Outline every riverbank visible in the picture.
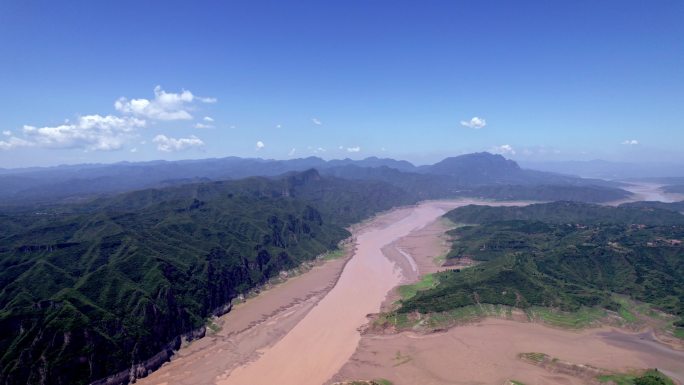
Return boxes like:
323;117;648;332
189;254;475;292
137;238;354;385
331;318;684;385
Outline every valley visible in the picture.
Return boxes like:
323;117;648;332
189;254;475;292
141;200;470;385
2;157;683;385
3;4;683;384
138;193;684;385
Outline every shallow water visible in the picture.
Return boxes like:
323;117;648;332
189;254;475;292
597;330;684;383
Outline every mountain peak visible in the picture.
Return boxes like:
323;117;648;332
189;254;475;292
285;168;322;185
428;152;520;177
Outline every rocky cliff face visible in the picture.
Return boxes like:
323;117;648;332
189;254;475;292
90;326;207;385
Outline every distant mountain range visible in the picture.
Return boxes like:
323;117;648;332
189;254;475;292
0;152;630;205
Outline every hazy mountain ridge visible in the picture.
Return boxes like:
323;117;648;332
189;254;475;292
0;153;628;205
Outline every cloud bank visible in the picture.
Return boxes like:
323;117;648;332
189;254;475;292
460;116;487;129
2;86;215;152
153;134;204;152
21;115;146;151
115;85;216;121
490;144;515;155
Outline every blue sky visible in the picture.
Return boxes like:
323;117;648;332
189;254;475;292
0;0;682;167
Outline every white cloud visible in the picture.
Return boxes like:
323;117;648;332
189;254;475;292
153;134;204;152
460;116;487;129
311;117;322;126
198;96;217;103
621;139;639;145
115;85;216;121
203;116;214;122
256;140;265;150
130;147;138;153
311;146;326;154
0;136;33;150
194;122;214;129
2;130;11;136
346;146;361;153
288;147;296;156
490;144;515;155
21;115;145;151
276;124;282;128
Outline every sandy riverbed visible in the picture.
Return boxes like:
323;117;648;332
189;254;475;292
331;319;684;385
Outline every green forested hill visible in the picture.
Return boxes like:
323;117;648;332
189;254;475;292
400;202;684;331
0;170;413;385
444;201;684;225
621;200;684;213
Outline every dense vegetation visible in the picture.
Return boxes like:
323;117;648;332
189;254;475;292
599;369;675;385
399;202;684;331
621;200;684;213
0;170;413;385
444;201;684;226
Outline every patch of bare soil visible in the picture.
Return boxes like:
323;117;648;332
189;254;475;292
330;319;684;385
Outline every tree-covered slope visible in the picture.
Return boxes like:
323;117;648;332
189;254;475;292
444;201;684;225
0;170;412;385
620;200;684;213
400;202;684;330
